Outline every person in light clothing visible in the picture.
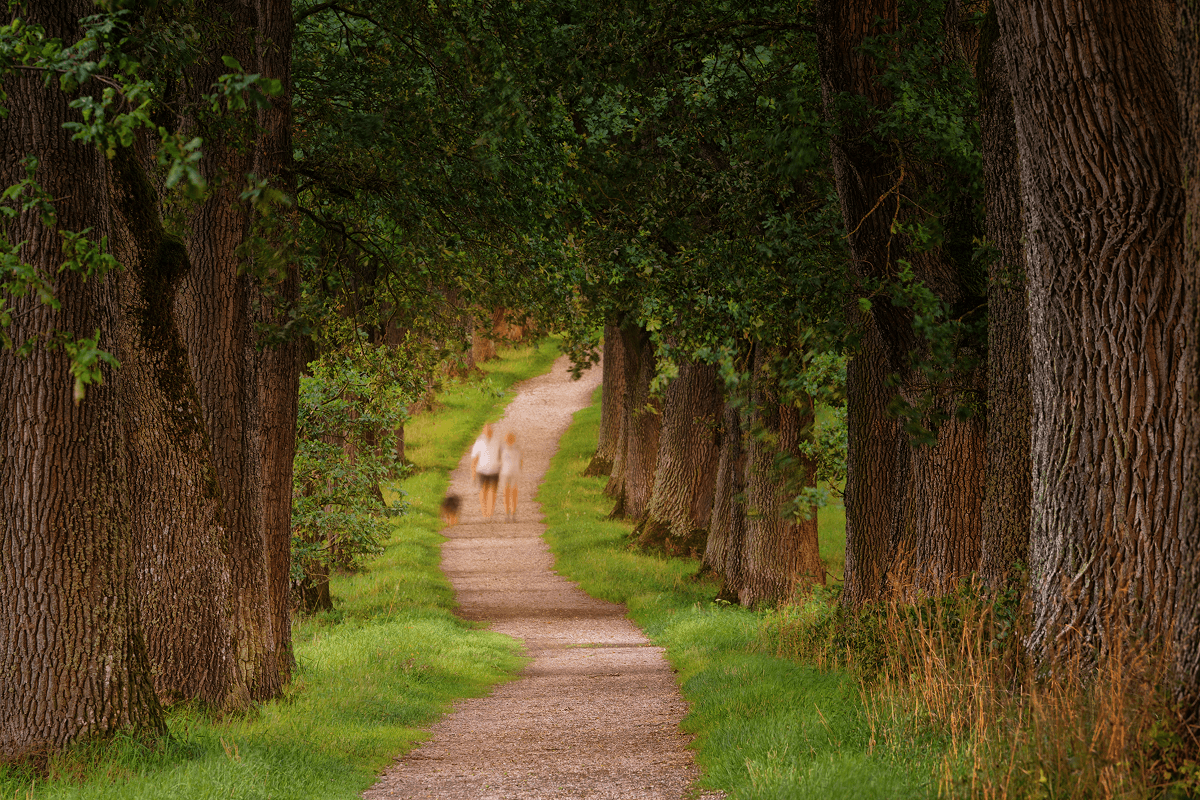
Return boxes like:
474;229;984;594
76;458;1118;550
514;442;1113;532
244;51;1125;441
470;423;502;517
499;432;523;522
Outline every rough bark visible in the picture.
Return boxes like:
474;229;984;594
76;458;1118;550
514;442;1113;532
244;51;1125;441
584;324;626;477
977;12;1032;590
109;148;241;710
635;361;722;556
174;0;276;701
0;12;164;753
996;0;1190;659
704;400;750;602
817;0;986;605
1178;0;1200;718
609;324;661;520
252;0;299;689
739;348;826;607
603;321;643;505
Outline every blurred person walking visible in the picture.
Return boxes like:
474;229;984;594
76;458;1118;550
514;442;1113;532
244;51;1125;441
470;422;502;517
499;432;523;522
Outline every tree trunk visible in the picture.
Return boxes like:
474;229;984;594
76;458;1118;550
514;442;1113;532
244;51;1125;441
977;11;1032;590
0;19;165;754
109;147;243;710
174;0;277;702
1176;0;1200;718
818;0;987;605
585;324;625;477
739;347;826;607
704;399;750;602
840;312;904;606
610;324;661;520
252;0;299;689
996;0;1190;659
635;361;722;556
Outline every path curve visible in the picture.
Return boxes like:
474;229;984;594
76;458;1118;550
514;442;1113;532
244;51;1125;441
363;355;719;800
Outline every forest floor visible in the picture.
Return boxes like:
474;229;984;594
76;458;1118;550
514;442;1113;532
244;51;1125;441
362;355;724;800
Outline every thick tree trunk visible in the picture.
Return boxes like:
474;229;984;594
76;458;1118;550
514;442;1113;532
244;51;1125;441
996;0;1190;659
604;321;644;506
739;348;826;607
610;324;661;520
109;148;242;710
818;0;986;605
1177;0;1200;718
977;12;1032;590
635;361;722;556
0;22;164;754
252;0;299;689
704;400;750;602
174;0;277;701
585;324;625;477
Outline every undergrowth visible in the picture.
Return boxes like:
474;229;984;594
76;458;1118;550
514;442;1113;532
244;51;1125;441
763;579;1200;799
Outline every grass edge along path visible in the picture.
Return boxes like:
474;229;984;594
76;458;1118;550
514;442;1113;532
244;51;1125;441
537;388;942;800
0;337;563;800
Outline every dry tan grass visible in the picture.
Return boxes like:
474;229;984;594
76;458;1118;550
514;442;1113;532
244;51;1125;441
768;582;1200;799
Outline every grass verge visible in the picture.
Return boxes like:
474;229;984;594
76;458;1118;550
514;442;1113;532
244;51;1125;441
537;387;938;799
0;337;563;800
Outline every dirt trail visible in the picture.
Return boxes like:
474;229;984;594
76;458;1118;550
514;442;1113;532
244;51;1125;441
363;356;721;800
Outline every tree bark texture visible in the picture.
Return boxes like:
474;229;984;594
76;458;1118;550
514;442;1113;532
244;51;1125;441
584;324;626;477
818;0;987;605
0;14;164;753
996;0;1192;658
739;348;826;607
635;361;722;555
977;11;1032;591
1176;0;1200;718
704;400;750;602
174;0;278;701
252;0;300;689
109;148;241;710
609;324;661;520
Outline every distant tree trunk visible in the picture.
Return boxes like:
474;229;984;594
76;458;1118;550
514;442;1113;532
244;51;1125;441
253;0;299;685
635;361;722;555
977;11;1032;591
1177;0;1200;718
996;0;1191;659
739;347;825;607
585;324;625;477
471;310;497;364
0;14;165;753
604;320;644;506
610;324;661;520
704;400;750;602
882;400;986;597
818;0;986;605
840;313;903;606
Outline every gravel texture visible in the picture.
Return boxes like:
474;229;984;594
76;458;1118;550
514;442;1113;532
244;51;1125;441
362;356;722;800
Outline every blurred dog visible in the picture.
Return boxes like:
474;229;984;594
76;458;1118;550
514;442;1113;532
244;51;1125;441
439;493;461;526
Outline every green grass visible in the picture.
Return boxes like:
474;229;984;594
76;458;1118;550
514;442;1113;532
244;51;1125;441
0;337;563;800
537;388;940;799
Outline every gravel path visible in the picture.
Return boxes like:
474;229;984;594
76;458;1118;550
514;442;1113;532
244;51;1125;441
362;356;721;800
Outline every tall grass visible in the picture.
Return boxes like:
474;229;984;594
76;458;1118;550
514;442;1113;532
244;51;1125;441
0;337;563;800
765;580;1200;799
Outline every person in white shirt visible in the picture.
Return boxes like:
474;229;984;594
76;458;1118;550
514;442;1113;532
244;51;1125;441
499;432;523;522
470;423;503;517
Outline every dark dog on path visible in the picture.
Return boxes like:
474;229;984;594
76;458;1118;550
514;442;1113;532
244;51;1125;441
439;493;461;526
